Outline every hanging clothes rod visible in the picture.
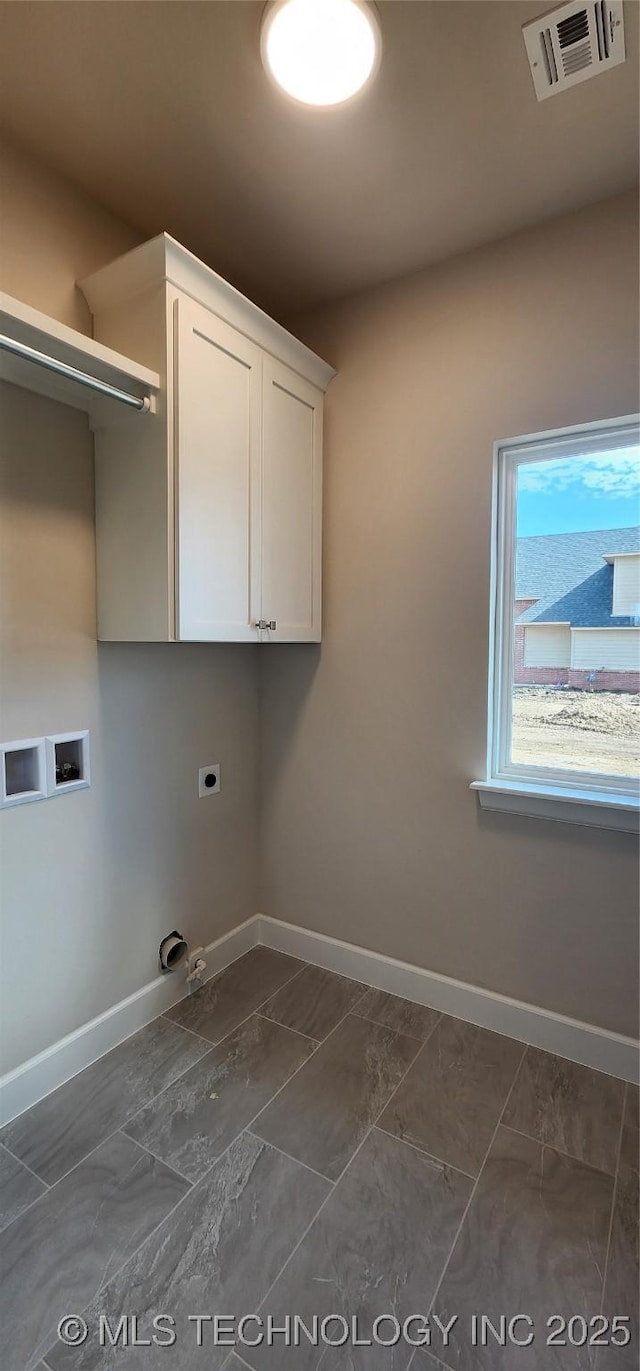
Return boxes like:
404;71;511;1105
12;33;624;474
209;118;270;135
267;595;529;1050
0;332;151;412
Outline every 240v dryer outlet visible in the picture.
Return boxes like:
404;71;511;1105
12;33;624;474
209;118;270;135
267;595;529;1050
198;764;220;797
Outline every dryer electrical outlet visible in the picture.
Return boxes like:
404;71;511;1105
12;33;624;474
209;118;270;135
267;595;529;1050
198;764;220;797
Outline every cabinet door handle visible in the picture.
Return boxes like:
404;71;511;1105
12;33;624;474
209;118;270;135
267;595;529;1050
254;619;277;631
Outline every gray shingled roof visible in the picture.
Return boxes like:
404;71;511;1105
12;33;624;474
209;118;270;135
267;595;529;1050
516;527;640;628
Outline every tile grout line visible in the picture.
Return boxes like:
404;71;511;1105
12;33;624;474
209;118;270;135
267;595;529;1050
354;1003;443;1135
254;1012;318;1044
160;956;310;1044
254;995;367;1043
597;1080;628;1329
0;1140;51;1190
365;1032;428;1127
0;1140;54;1191
0;1146;51;1239
159;1018;220;1047
500;1121;621;1179
372;1123;476;1183
0;1185;51;1237
244;1129;331;1185
408;1350;450;1371
0;1121;126;1192
165;954;311;1030
114;1128;196;1187
164;942;303;1021
350;1005;441;1043
319;1019;435;1189
226;1354;255;1371
420;1041;529;1342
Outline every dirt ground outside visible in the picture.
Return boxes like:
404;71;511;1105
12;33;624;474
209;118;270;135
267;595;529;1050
511;687;640;778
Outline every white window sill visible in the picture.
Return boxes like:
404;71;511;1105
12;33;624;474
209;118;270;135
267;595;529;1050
470;780;639;833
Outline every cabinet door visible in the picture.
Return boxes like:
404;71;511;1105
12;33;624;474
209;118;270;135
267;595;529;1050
261;357;323;642
175;296;261;641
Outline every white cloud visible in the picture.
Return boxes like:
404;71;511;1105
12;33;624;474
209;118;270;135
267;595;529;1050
518;447;640;500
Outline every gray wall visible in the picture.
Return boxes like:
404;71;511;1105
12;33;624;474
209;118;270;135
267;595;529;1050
259;191;640;1039
1;135;637;1074
0;140;259;1072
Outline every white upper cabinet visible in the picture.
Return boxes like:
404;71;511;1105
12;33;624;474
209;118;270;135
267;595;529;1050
175;297;262;642
80;234;334;643
261;357;323;642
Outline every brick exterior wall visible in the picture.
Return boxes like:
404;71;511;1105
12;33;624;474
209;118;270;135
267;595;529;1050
513;599;639;693
515;660;570;686
567;668;640;692
515;599;539;615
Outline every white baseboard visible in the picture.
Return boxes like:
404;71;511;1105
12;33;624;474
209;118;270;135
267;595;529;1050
2;910;637;1127
257;915;639;1085
0;916;260;1127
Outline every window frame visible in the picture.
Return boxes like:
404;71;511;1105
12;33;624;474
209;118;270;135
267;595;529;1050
478;414;640;823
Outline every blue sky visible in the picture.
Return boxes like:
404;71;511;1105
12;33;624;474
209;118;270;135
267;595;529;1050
517;446;640;537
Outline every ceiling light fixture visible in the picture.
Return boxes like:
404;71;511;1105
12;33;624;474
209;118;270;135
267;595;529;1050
261;0;381;108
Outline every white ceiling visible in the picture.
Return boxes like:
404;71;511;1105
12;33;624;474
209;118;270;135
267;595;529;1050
0;0;638;316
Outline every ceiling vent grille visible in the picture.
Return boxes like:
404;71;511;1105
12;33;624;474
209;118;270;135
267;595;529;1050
523;1;625;101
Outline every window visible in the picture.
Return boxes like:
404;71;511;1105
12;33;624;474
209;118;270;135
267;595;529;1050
473;416;640;831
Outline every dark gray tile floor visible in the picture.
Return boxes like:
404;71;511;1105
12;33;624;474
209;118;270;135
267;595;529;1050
0;949;636;1371
164;946;304;1044
378;1014;524;1176
247;1126;472;1371
0;1017;209;1185
2;1132;189;1371
260;963;366;1040
123;1014;315;1183
0;1142;47;1232
251;1011;419;1179
355;986;441;1041
503;1046;625;1174
598;1084;639;1371
433;1126;614;1370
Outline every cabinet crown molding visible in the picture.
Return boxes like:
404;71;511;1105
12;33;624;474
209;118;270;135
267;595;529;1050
79;233;335;393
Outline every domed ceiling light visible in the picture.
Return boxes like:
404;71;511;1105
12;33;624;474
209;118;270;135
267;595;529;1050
261;0;381;108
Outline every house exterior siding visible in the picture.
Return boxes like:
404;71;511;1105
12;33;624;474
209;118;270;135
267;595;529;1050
515;626;640;690
611;553;640;617
524;624;571;668
570;627;640;672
